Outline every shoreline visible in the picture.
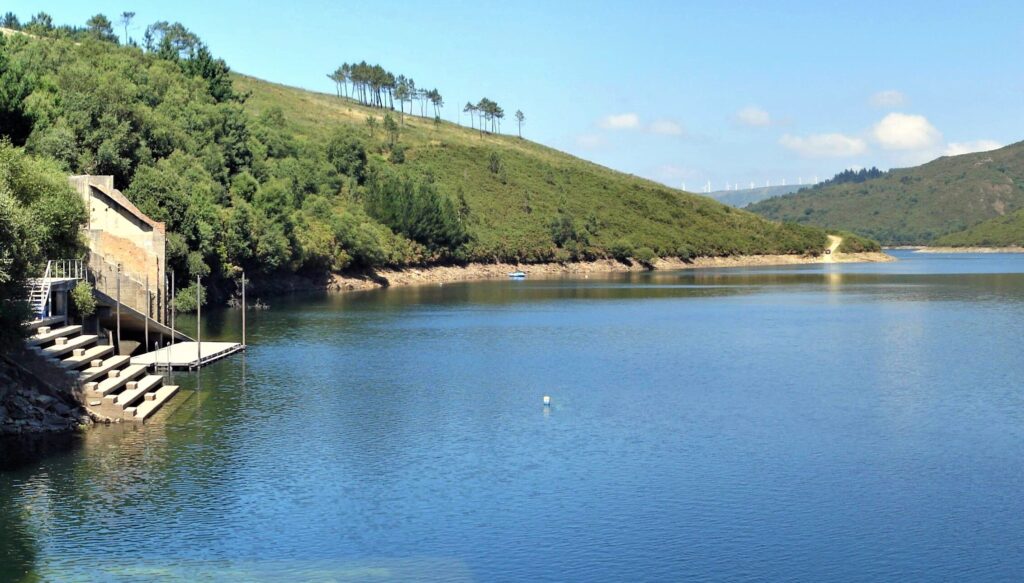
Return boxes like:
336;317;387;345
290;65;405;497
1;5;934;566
328;251;895;292
912;246;1024;254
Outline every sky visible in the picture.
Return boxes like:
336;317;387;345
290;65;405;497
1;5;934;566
8;0;1024;191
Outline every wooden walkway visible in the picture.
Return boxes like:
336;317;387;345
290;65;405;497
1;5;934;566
131;342;244;370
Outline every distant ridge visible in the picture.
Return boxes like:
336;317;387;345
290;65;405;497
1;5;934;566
708;184;804;208
748;142;1024;244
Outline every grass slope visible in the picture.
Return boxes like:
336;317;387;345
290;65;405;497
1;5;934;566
234;74;829;260
935;208;1024;247
747;142;1024;245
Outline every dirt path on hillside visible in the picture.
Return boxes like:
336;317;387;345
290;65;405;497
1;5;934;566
823;235;842;263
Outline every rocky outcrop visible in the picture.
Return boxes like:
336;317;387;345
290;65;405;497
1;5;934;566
0;348;91;435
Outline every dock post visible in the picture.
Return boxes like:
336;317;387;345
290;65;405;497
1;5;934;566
144;275;150;352
241;271;246;348
115;263;121;354
196;275;201;369
170;270;175;346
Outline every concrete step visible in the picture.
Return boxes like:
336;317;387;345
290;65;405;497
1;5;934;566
112;375;163;410
27;316;63;332
28;325;82;347
79;355;130;384
129;385;179;421
90;364;146;397
42;334;97;358
62;345;114;369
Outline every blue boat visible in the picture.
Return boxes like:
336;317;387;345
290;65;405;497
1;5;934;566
508;270;527;279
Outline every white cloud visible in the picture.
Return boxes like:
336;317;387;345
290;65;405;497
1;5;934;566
648;119;685;136
870;90;907;108
575;134;607;149
779;133;868;158
598;113;640;130
735;106;772;127
872;113;942;151
944;139;1002;156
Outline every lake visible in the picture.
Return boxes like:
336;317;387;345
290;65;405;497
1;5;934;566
3;250;1024;581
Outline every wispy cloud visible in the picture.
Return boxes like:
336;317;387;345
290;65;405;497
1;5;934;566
598;113;641;130
944;139;1002;156
869;90;907;108
648;119;685;136
575;133;607;149
735;106;772;127
779;133;868;158
872;113;942;151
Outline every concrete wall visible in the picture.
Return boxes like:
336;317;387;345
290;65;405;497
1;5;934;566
69;176;166;323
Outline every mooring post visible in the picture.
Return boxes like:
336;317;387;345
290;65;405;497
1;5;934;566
115;263;122;354
196;275;202;369
241;271;246;348
144;274;150;352
170;270;176;346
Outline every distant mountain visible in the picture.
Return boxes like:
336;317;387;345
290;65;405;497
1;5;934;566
708;184;804;208
748;142;1024;245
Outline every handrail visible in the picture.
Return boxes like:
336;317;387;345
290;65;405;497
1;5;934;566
41;258;85;280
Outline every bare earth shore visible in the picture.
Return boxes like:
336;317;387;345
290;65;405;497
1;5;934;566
913;246;1024;254
328;251;894;293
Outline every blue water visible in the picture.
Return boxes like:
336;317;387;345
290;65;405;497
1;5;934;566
3;251;1024;581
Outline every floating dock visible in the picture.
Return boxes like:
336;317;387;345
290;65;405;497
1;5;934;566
131;342;244;370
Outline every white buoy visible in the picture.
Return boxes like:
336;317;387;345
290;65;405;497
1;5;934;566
543;395;551;407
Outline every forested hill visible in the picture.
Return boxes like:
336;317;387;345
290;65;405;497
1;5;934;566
0;14;833;312
748;144;1024;245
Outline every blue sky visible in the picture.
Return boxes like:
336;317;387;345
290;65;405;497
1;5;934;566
8;0;1024;191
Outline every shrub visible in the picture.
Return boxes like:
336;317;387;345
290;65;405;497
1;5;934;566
172;281;207;313
70;281;96;320
634;246;657;268
609;239;635;262
488;152;502;175
389;144;406;164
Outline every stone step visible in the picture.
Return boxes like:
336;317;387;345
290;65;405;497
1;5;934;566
62;345;114;369
28;325;82;347
112;375;163;410
27;317;63;332
130;385;179;421
79;355;130;384
91;364;146;397
42;334;97;358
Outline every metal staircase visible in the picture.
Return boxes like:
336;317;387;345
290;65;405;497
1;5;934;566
27;259;85;319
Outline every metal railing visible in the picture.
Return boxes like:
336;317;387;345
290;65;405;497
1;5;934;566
43;259;86;280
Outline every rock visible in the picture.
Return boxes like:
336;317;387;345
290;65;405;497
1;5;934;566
51;402;72;416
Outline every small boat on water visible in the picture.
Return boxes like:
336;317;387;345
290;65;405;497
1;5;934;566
508;270;527;279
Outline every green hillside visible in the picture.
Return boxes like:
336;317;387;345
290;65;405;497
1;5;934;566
233;74;828;262
935;208;1024;247
748;142;1024;245
0;16;836;311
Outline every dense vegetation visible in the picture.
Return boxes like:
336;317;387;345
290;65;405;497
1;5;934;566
811;167;885;189
749;144;1024;245
830;231;882;253
1;13;838;315
0;141;85;346
934;209;1024;247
